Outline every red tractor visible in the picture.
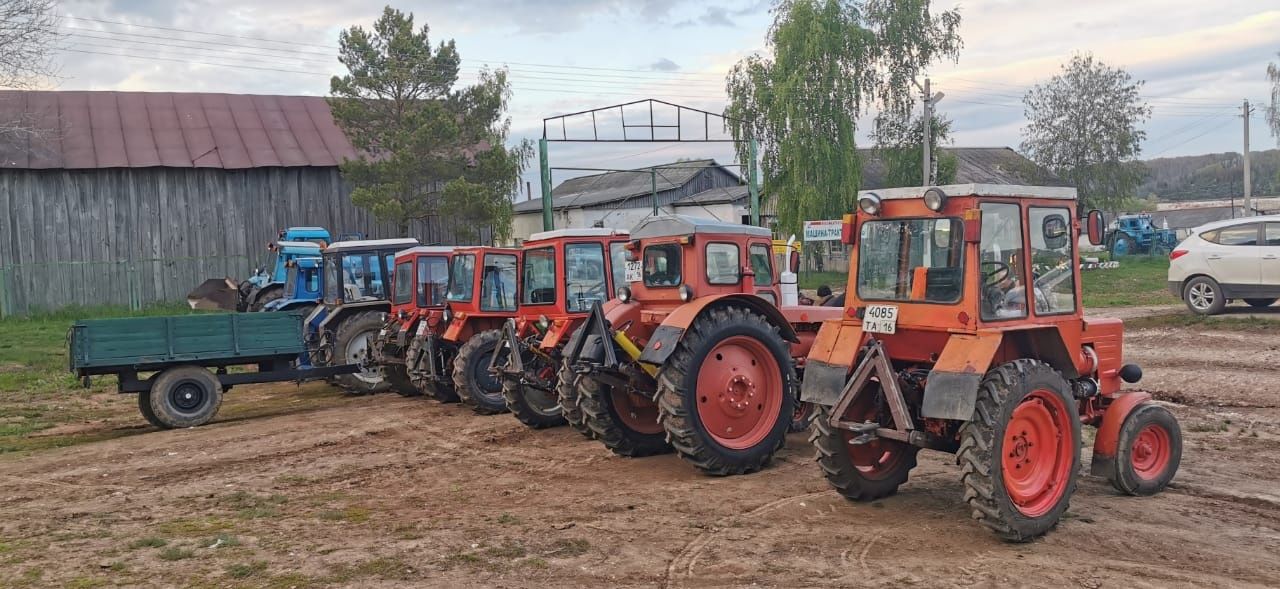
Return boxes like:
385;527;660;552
370;246;455;398
802;184;1183;542
565;216;840;475
426;246;522;414
492;228;631;429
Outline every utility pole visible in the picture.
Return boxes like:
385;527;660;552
1243;99;1254;217
918;78;945;185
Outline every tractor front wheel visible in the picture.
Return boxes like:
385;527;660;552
502;351;567;429
407;337;458;403
958;360;1080;542
577;373;670;456
556;360;594;439
387;365;420;397
451;330;509;415
1109;403;1182;496
656;306;795;476
333;312;391;395
811;400;919;501
790;398;816;433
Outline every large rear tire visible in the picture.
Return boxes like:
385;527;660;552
502;350;567;429
387;365;420;397
811;397;919;501
556;360;594;439
148;366;224;429
958;360;1080;542
452;330;509;415
1109;403;1182;496
656;306;796;476
578;373;671;457
333;312;391;394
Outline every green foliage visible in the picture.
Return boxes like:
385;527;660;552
1021;54;1151;212
873;115;957;188
726;0;961;235
329;6;531;242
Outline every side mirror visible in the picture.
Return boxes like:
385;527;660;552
1086;210;1105;246
789;250;800;273
1042;214;1070;250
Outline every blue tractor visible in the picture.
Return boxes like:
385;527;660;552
187;227;332;311
260;256;323;315
1107;213;1177;257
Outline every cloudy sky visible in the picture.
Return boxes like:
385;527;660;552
54;0;1280;192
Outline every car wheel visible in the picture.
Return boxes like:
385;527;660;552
1183;276;1225;316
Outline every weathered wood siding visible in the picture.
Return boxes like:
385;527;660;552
0;167;480;315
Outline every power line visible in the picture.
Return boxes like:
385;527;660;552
62;14;338;49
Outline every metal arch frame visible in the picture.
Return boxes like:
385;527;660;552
538;99;760;231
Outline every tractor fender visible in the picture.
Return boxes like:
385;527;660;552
1089;391;1152;477
799;319;865;406
921;331;1005;421
637;294;799;366
318;301;389;335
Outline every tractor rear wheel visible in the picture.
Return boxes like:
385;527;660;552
656;306;795;476
502;350;567;429
148;366;225;429
1245;298;1277;309
387;365;420;397
452;329;509;415
578;373;670;456
811;396;919;501
333;312;391;395
556;360;594;439
958;360;1080;542
1109;403;1182;496
1110;232;1137;257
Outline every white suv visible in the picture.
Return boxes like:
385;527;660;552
1168;214;1280;315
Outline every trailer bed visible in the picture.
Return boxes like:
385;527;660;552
70;313;304;373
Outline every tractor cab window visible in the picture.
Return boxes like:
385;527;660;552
857;218;963;304
523;247;556;305
480;254;518;312
979;202;1028;321
340;253;387;302
705;243;740;285
261;249;280;278
418;256;449;307
566;243;608;312
609;242;628;294
284;265;301;298
643;243;682;287
1029;207;1076;315
392;261;414;305
749;243;774;286
448;254;476;302
322;255;341;304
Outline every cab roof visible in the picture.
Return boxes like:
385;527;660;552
395;246;456;259
324;238;420;253
275;241;322;252
527;228;629;242
630;215;771;240
858;184;1077;201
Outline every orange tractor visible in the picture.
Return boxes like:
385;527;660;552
565;216;839;475
370;246;455;398
491;228;630;429
802;184;1182;542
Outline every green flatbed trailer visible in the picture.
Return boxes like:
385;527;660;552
69;313;358;429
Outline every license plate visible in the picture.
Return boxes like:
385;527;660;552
624;260;642;283
862;305;898;334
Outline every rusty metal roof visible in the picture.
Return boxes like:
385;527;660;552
0;91;358;169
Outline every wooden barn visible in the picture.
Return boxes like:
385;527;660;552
0;90;462;316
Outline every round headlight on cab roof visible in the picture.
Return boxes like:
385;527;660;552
858;193;882;216
616;286;632;303
923;187;948;212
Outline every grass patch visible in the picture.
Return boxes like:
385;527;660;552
328;557;417;582
152;516;234;537
203;534;241;549
158;546;195;561
226;560;268;579
1081;256;1173;308
317;506;370;523
547;538;590;558
128;537;168;549
496;513;520;525
1126;312;1280;333
797;271;848;291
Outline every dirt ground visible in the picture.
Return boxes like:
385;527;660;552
3;312;1280;587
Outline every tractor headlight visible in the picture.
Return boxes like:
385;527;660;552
678;284;694;302
858;193;882;216
616;286;632;303
537;314;551;330
442;306;453;323
923;187;948;212
397;310;407;321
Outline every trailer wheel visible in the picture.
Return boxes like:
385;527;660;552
148;366;224;429
333;312;391;395
502;351;566;429
556;360;594;439
958;360;1080;542
657;306;795;476
577;373;671;456
136;390;166;428
811;395;919;501
1109;403;1182;496
452;329;509;415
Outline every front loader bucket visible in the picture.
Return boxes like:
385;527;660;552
186;278;241;311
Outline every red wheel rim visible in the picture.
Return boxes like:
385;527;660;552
1130;423;1172;481
611;389;663;434
694;336;783;450
840;385;909;480
1001;389;1075;518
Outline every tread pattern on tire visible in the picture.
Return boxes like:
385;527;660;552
577;373;671;456
956;359;1079;542
502;354;567;428
451;329;509;415
655;305;795;476
333;312;391;394
811;404;919;501
148;366;224;429
136;390;166;428
556;360;594;439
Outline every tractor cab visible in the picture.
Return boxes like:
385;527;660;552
260;256;323;314
802;184;1182;542
369;246;456;397
493;228;630;428
186;226;332;312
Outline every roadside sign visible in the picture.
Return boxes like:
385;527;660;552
803;220;843;242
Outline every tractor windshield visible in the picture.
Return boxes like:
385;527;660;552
417;256;449;307
565;243;607;313
448;254;476;302
480;254;518;312
523;247;556;305
283;265;299;299
339;253;388;302
857;217;963;303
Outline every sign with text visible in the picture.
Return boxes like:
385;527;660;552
803;219;843;242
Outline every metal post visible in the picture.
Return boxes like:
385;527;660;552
922;78;932;185
539;138;554;230
749;138;760;226
651;168;658;217
1243;99;1253;217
